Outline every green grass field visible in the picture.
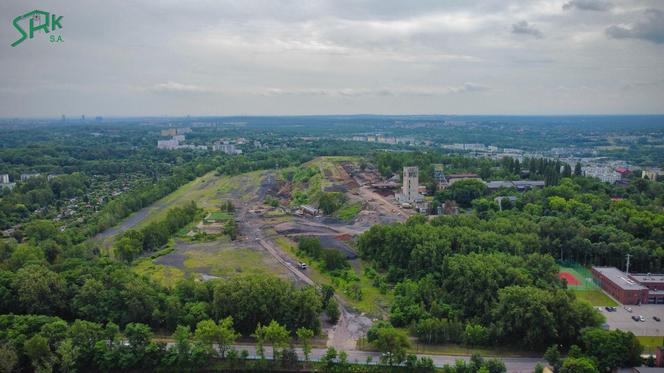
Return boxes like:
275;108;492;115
638;336;664;354
572;289;618;306
182;247;288;278
335;202;363;221
207;211;232;221
133;259;185;288
357;336;537;357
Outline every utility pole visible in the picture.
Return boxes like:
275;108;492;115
626;253;632;275
560;246;564;262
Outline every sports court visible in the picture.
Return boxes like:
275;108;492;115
559;262;597;290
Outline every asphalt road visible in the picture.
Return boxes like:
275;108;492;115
200;345;544;372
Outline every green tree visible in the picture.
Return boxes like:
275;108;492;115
298;236;322;258
321;249;349;271
24;334;53;373
320;347;337;372
225;219;238;240
23;220;59;242
12;264;66;315
124;322;153;363
370;324;410;366
194;317;238;358
544;345;562;373
464;323;489;346
443;179;487;207
172;325;193;367
254;320;290;360
296;327;314;363
326;297;340;323
56;339;79;373
114;230;143;262
580;328;642;372
0;344;19;373
561;357;599;373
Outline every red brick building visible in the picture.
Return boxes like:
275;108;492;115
592;267;664;305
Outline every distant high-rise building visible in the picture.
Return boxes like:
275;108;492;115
20;173;41;181
402;166;419;203
642;169;662;181
81;115;85;121
157;139;179;150
0;174;9;184
61;114;66;122
161;128;177;137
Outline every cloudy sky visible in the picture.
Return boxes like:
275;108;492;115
1;0;663;116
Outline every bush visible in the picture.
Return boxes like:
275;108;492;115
298;237;322;258
326;298;340;323
321;249;348;271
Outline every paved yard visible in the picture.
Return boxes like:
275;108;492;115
600;305;664;336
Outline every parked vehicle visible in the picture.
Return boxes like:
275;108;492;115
298;262;308;270
625;307;633;313
631;316;639;322
639;315;645;322
654;316;661;322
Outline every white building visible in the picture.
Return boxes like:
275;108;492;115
157;139;179;150
212;143;242;155
642;169;662;181
20;173;41;181
0;174;9;184
583;166;621;184
397;166;423;204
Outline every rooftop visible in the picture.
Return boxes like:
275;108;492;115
448;173;480;178
593;267;648;291
630;273;664;283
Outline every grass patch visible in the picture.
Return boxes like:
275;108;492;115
132;259;185;288
207;211;232;222
572;289;618;306
408;342;536;358
638;336;664;347
264;209;287;217
357;335;536;357
638;336;664;354
182;248;288;278
335;202;363;221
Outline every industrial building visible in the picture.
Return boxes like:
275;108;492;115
396;166;422;204
592;267;664;305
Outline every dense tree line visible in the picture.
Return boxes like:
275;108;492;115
0;237;323;333
543;328;642;373
356;179;664;351
114;202;200;262
0;312;323;372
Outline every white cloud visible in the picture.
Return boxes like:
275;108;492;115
0;0;663;115
146;82;212;94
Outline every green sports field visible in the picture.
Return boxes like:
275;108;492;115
559;263;618;306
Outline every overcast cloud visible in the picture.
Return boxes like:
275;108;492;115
0;0;663;116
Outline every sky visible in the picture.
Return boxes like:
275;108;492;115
0;0;663;117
